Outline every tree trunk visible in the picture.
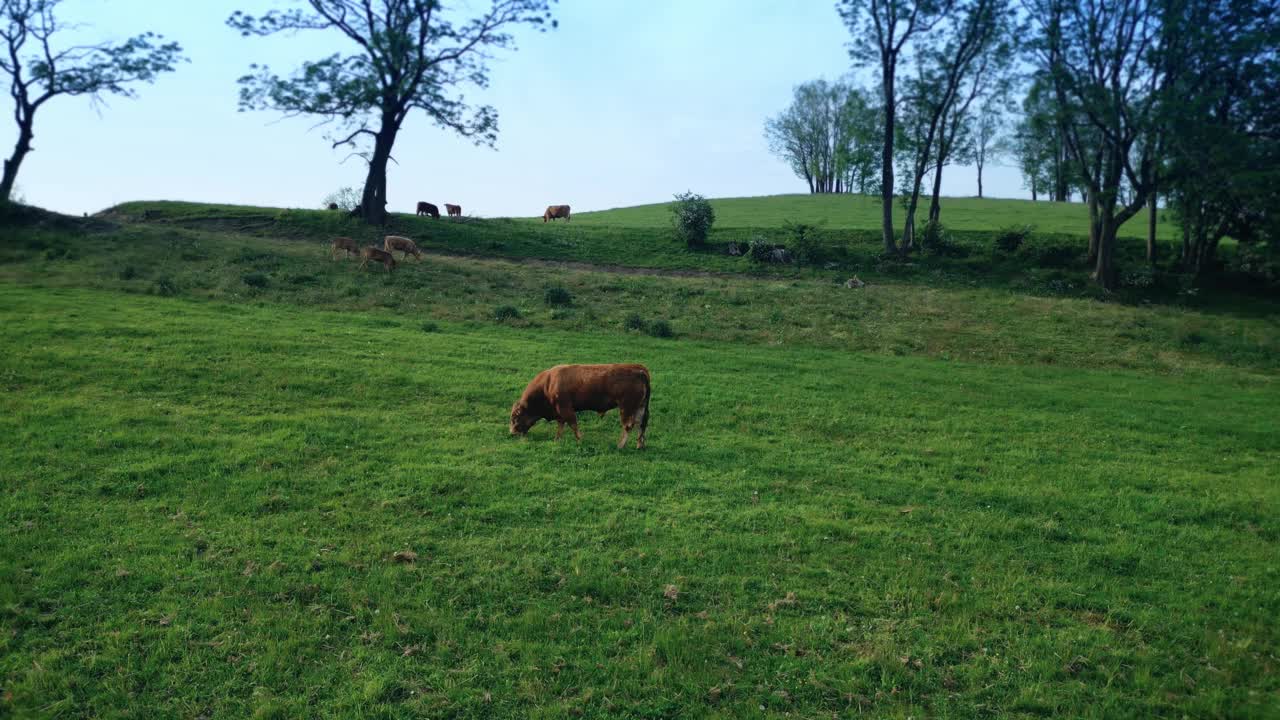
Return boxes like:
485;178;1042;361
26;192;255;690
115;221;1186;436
976;157;984;199
1146;187;1157;265
928;158;944;225
1;118;34;203
1087;188;1100;264
879;58;898;255
360;121;396;225
1095;213;1118;290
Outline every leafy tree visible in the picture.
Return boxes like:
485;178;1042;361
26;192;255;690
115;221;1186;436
228;0;555;226
839;0;955;255
1026;0;1162;289
0;0;183;202
1161;0;1278;276
895;0;1009;251
764;79;879;194
969;92;1012;198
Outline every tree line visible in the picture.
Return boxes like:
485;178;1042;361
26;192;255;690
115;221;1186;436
768;0;1277;288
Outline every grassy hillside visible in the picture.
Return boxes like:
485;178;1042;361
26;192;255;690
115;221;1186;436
570;193;1180;240
1;203;1277;718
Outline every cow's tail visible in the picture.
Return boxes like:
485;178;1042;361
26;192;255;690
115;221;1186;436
639;368;651;440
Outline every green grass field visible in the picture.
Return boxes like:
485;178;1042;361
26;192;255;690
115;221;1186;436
570;193;1181;241
2;198;1277;718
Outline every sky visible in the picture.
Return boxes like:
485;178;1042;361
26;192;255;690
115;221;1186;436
6;0;1026;218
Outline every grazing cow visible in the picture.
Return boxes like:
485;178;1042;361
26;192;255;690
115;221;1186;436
359;246;397;273
510;363;650;449
383;235;423;260
543;205;571;223
331;236;360;260
416;201;440;219
445;203;462;217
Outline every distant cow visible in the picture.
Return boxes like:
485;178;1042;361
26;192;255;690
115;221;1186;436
543;205;571;223
416;201;440;218
510;363;650;449
359;246;397;273
383;235;423;261
445;203;462;217
331;236;360;260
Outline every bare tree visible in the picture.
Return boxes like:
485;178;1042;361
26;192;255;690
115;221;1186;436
0;0;183;202
228;0;555;225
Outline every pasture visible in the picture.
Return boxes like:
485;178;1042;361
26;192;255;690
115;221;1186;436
1;200;1278;718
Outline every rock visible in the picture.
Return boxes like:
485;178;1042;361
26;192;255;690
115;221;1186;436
844;276;866;289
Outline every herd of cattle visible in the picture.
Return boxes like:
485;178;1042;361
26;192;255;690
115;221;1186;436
409;201;572;223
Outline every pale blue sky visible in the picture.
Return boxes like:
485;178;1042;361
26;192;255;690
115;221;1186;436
8;0;1024;217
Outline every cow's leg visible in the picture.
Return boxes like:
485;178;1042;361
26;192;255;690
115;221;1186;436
359;257;369;270
555;421;565;441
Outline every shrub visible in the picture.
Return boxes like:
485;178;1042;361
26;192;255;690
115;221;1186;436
119;265;138;281
747;235;775;263
624;313;646;331
544;285;573;307
152;277;178;296
420;321;440;333
670;191;716;248
784;221;822;266
647;320;674;338
920;221;968;257
242;272;270;289
994;224;1033;254
492;305;521;322
321;186;362;212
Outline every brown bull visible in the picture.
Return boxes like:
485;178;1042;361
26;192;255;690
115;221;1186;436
416;201;440;218
510;364;650;449
543;204;571;223
445;203;462;217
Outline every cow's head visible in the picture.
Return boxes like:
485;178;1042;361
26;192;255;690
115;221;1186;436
510;401;538;435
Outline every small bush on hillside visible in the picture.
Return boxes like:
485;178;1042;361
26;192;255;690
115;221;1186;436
647;320;674;338
152;277;178;296
994;224;1033;254
1034;244;1078;268
920;221;967;257
670;191;715;248
493;305;521;322
784;220;823;266
624;313;646;331
544;285;573;307
242;272;270;289
747;235;776;263
119;265;138;281
321;187;362;212
420;321;440;333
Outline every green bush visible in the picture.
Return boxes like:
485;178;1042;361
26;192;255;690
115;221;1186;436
493;305;521;322
544;285;573;307
119;265;138;281
152;277;178;296
670;191;716;248
647;320;674;338
420;321;440;333
242;272;270;289
624;313;646;331
784;221;822;266
994;224;1033;254
921;221;967;257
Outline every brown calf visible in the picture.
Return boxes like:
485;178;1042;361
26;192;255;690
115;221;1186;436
359;246;397;273
416;201;440;218
383;235;423;260
331;236;360;260
543;204;571;222
510;363;650;449
445;203;462;217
